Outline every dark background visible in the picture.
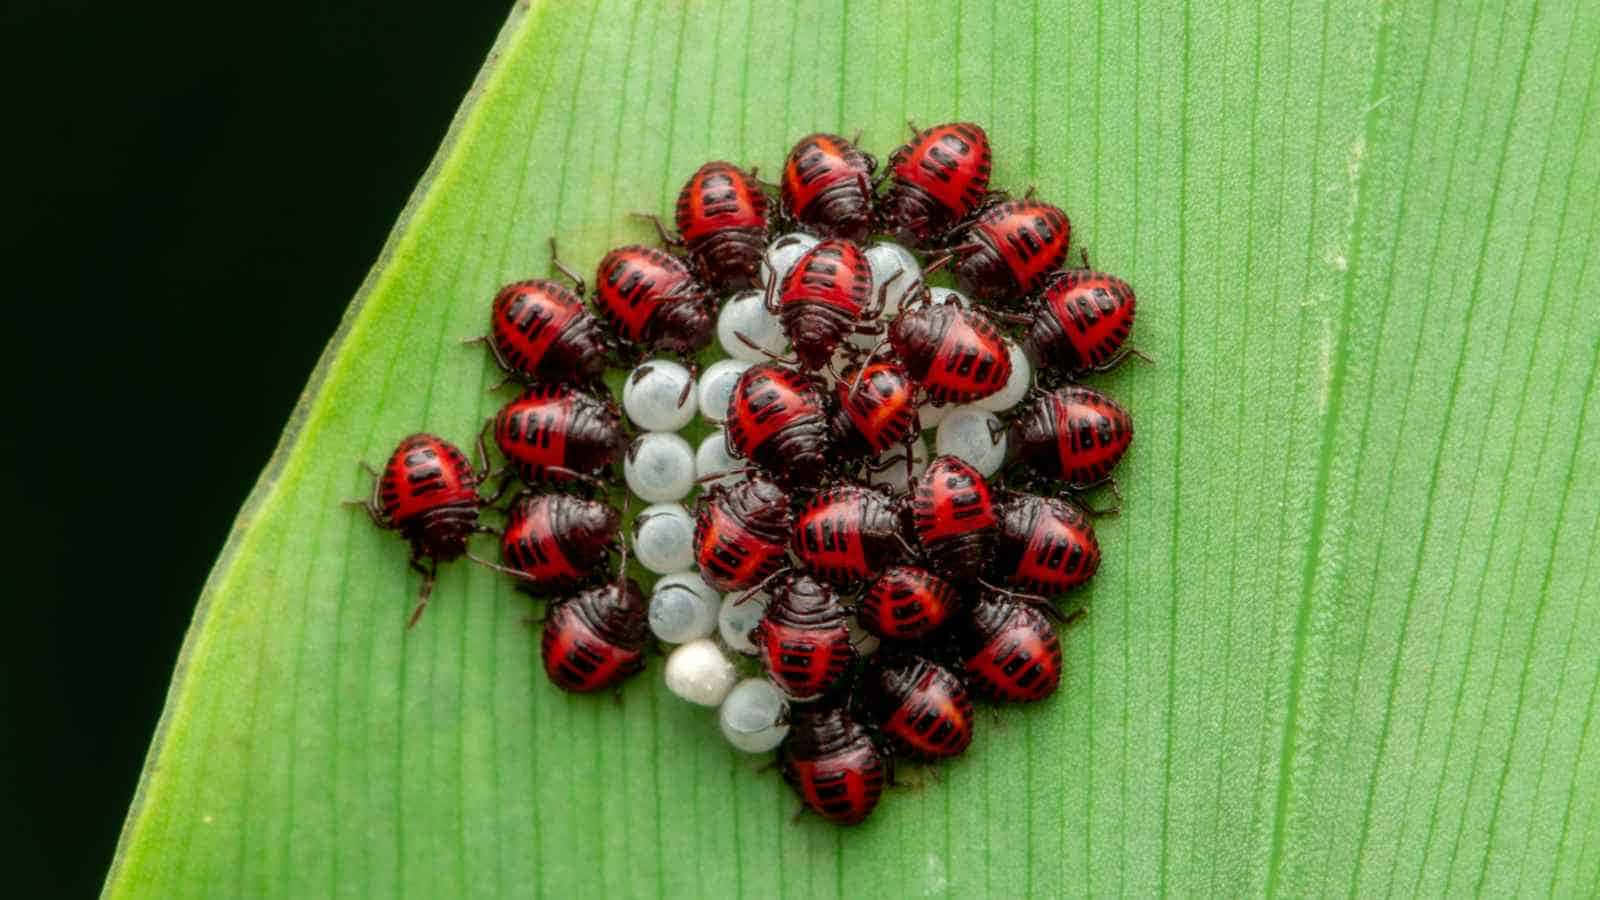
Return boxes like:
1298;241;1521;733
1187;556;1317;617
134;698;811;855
3;1;508;892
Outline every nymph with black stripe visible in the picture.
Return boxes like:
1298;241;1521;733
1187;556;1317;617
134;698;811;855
347;432;495;628
779;705;887;826
469;270;613;387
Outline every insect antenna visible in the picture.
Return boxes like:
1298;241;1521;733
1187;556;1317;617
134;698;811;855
734;566;791;606
629;212;682;248
976;578;1061;620
466;551;541;585
735;331;797;365
847;341;892;395
863;268;903;320
1087;346;1157;374
695;465;760;485
547;237;588;295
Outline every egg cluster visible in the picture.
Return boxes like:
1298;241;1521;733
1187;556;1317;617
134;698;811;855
352;123;1142;827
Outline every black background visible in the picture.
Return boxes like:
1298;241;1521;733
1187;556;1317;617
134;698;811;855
3;1;508;892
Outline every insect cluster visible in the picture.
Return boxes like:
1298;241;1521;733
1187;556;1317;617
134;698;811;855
351;122;1144;827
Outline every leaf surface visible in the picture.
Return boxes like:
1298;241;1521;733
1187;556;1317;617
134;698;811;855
109;0;1600;895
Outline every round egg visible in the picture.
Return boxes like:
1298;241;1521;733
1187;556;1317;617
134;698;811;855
718;678;791;753
621;359;697;432
853;242;923;350
695;430;745;487
698;358;752;423
919;401;952;428
648;574;721;644
717;289;788;362
623;433;696;503
632;503;695;575
654;571;721;608
718;591;769;655
935;405;1008;478
867;434;930;494
664;639;739;706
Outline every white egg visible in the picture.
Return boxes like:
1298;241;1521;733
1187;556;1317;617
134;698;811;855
717;290;788;362
927;286;971;308
759;232;820;295
664;639;739;706
622;359;696;432
631;503;695;575
695;430;746;486
718;678;791;753
719;590;769;655
624;433;696;503
698;358;752;423
935;405;1008;478
867;434;930;494
648;574;721;644
974;341;1032;412
655;571;721;607
865;241;922;313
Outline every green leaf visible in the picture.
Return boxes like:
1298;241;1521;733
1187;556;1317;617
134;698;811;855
108;0;1600;895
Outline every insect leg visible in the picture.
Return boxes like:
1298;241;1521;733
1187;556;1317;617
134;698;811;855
406;559;439;629
342;462;386;524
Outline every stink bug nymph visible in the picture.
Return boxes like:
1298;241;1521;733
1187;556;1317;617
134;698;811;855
542;577;650;693
769;238;880;371
496;492;622;593
752;573;856;701
859;655;975;759
723;362;834;486
949;199;1071;301
790;484;907;587
830;359;921;460
991;493;1100;598
908;455;999;580
590;244;717;358
780;133;877;241
470;277;613;386
856;565;962;641
693;476;793;592
1022;268;1140;376
492;383;628;486
885;294;1013;405
673;160;770;291
1008;384;1134;489
779;705;888;825
877;121;994;246
348;432;492;627
956;592;1067;703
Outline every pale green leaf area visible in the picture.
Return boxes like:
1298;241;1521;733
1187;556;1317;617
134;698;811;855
109;0;1600;895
